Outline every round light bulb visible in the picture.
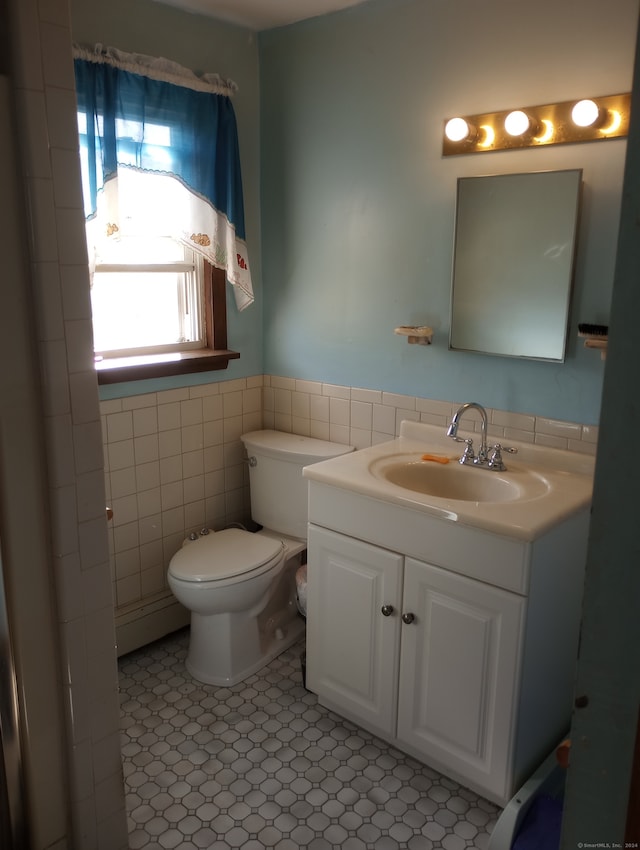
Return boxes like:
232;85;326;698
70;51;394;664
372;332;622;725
445;117;471;142
571;99;601;127
504;110;531;136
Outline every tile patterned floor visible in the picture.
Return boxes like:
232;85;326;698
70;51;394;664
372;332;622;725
119;629;500;849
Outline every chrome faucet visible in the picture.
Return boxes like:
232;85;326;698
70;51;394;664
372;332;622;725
446;402;517;470
447;402;489;465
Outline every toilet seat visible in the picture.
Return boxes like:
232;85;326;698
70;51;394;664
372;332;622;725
168;528;284;583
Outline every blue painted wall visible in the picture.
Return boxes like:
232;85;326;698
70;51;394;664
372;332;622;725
259;0;639;424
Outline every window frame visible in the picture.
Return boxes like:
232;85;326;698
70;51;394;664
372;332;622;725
95;262;239;385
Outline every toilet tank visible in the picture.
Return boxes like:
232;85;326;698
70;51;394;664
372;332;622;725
241;430;354;540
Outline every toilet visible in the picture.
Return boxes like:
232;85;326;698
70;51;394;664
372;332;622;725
167;430;354;686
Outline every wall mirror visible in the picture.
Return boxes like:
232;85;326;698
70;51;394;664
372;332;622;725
449;168;582;361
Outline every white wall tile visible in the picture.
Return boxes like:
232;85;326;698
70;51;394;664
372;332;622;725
291;392;310;419
309;395;329;422
329;424;351;445
158;402;181;431
51;147;85;209
134;435;159;466
535;417;582;439
137;498;161;541
46;86;81;150
223;416;243;443
20;89;51;178
291;417;311;436
182;424;204;452
242;411;262;434
184;475;205;504
39;20;75;89
322;383;350;399
56;207;90;265
115;548;140;580
295;379;322;395
138;515;162;545
184;500;206;529
113;521;139;554
70;371;101;424
269;375;295;391
122;394;158;411
274;412;292;432
161;481;184;511
492;409;536;432
110;494;138;527
33;261;64;340
329;397;350;426
203;395;224;421
108;440;135;472
160;455;183;485
274;388;291;415
106;412;134;443
27;178;59;262
181;398;203;426
204;420;224;447
382;392;415;409
78;517;109;570
46;413;76;487
159;429;182;458
372;403;396;435
243;387;262;413
133;408;158;437
41;339;71;415
350;400;372;431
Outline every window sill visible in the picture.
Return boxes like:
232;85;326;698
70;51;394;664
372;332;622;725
95;348;240;385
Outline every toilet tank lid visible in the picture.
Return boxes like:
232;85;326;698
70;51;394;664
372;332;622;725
168;528;284;581
241;430;354;464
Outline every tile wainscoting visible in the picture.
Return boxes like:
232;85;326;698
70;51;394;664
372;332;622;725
101;374;598;655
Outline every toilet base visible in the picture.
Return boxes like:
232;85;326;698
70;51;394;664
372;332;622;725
186;611;305;686
184;551;306;686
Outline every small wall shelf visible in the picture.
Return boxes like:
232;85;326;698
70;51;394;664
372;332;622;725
583;337;608;359
579;326;608;360
394;326;434;345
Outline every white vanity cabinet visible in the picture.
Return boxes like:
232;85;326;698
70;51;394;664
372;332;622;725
305;473;590;806
307;525;524;803
303;421;592;805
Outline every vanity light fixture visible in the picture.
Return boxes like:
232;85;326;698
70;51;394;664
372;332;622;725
504;110;538;138
444;117;477;143
443;92;631;155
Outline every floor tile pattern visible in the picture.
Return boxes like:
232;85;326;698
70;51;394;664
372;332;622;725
119;629;500;849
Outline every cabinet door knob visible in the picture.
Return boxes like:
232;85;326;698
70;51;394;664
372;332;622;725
402;612;415;624
381;604;394;617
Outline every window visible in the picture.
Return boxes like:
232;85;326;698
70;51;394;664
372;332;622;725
92;236;204;357
73;45;253;384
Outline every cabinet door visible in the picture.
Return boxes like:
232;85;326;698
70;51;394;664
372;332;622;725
397;558;524;801
306;525;403;736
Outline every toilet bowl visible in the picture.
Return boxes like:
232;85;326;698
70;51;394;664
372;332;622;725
167;430;354;687
168;528;302;685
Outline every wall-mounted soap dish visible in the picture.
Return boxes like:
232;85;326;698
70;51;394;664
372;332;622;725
394;326;433;345
578;324;608;360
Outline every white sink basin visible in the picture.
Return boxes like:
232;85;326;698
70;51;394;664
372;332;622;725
302;421;594;541
369;454;551;503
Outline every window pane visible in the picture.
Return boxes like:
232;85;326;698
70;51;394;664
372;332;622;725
91;271;195;353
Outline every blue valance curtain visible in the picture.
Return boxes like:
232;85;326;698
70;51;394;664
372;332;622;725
73;44;254;310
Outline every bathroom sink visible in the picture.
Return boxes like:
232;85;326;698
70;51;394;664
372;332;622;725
303;421;594;540
368;454;551;503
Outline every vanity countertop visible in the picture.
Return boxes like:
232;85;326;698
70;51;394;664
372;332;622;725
303;421;594;542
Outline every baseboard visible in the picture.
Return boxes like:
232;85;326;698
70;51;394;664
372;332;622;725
116;596;190;657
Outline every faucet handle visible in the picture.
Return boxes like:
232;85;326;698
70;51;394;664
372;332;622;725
453;437;475;463
487;443;517;471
